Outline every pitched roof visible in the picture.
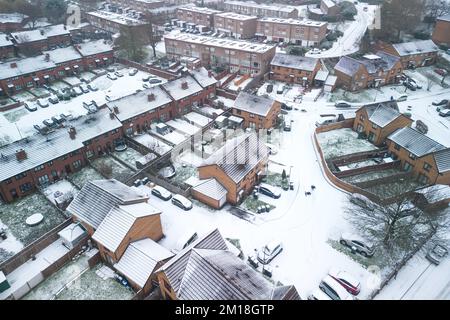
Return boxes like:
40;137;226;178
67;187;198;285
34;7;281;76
271;285;302;300
114;238;173;288
200;133;269;183
415;184;450;203
161;75;203;101
392;40;438;56
190;67;218;88
271;53;319;72
335;52;400;77
360;101;403;128
334;56;361;76
42;46;82;64
437;14;450;22
67;179;148;229
92;203;161;252
233;92;276;117
192;178;228;201
434;148;450;173
0;13;28;24
387;127;446;157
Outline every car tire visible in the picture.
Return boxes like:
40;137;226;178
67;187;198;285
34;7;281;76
360;251;368;257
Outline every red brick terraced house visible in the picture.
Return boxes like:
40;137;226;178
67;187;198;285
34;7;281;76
232;92;281;130
223;1;298;19
213;12;258;39
0;108;123;203
0;33;14;60
432;14;450;47
377;40;439;69
0;13;29;33
176;4;222;29
270;52;321;86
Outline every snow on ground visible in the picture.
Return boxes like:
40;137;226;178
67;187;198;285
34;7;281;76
167;118;201;136
226;75;253;92
153;129;187;145
215;96;235;108
42;179;78;206
133;133;173;155
183;111;212;127
91;156;135;183
113;148;144;170
69;166;104;189
0;220;23;262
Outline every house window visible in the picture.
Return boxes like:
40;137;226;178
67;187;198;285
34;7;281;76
403;161;413;172
73;160;82;170
423;162;432;172
86;150;94;158
34;164;45;172
418;173;428;184
359;115;364;121
409;153;416;160
394;143;401;151
15;172;27;181
236;109;241;115
19;182;33;193
38;175;50;186
372;123;378;129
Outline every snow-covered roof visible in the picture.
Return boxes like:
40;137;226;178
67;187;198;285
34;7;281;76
42;46;82;64
0;55;55;80
359;102;403;128
200;133;269;183
387;127;446;158
392;40;438;56
334;56;361;76
92;202;161;252
114;238;173;288
87;10;148;26
322;0;336;9
215;12;257;20
76;39;113;57
315;69;329;81
183;111;212;127
0;33;13;47
257;17;327;27
178;4;222;15
437;14;450;22
67;179;148;229
335;52;400;76
190;67;218;88
164;33;275;54
415;184;450;203
192;178;228;201
271;53;319;72
233;92;276;117
161;75;203;100
324;75;337;86
42;24;70;37
107;86;173;122
0;13;28;24
434;149;450;173
58;223;87;243
11;29;46;43
0;110;122;182
224;1;298;14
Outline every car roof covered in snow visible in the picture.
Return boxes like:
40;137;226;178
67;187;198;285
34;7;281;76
233;92;276;117
392;40;438;56
387;127;446;158
192;178;228;201
0;109;122;181
271;53;319;72
67;179;149;229
114;238;173;288
200;133;269;184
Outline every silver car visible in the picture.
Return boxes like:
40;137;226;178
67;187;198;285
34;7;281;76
426;244;448;265
257;240;283;264
340;233;375;257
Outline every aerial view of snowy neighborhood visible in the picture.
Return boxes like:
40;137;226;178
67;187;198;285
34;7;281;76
0;0;449;302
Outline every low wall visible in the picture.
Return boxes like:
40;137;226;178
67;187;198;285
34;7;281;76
331;148;388;167
0;101;21;112
0;219;73;275
334;161;398;179
315;118;355;133
216;88;237;100
354;171;411;189
115;57;178;80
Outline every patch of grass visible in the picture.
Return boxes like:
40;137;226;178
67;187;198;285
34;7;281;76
172;163;198;185
3;108;28;123
241;196;275;214
0;193;66;246
69;166;104;189
91;156;135;183
0;248;15;263
262;172;289;190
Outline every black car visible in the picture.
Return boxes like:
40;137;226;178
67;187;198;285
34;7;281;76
335;101;352;108
257;183;281;199
432;99;448;106
148;78;162;84
281;103;293;111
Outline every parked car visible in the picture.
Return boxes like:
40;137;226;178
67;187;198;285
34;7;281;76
276;84;285;94
129;68;138;76
172;230;198;253
432;99;448;106
319;275;354;300
37;98;49;108
73;87;83;96
425;243;448;265
51;114;65;124
265;143;278;155
309;48;321;55
335;100;352;108
68;88;77;97
87;83;98;91
142;75;152;82
151;185;172;201
316;115;337;127
143;82;152;89
281;103;293;111
283;122;292;131
434;68;447;76
439;109;450;117
257;183;281;199
80;84;90;93
171;194;193;211
328;268;361;295
257;240;283;264
107;73;117;80
114;71;124;78
404;81;417;91
24;102;37;112
340;233;375;257
60;112;73;121
396;94;408;102
308;288;332;300
55;89;64;100
43;118;57;128
148;78;162;84
48;95;59;104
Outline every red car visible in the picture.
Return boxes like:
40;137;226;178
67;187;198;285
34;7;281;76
434;68;447;76
328;268;361;296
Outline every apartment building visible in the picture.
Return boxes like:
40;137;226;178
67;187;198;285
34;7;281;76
432;14;450;47
176;4;222;28
107;0;166;11
85;10;150;35
334;51;403;91
308;0;340;20
223;1;298;19
377;40;438;69
353;101;413;146
164;33;276;75
231;92;281;130
213;12;257;39
270;53;321;85
0;13;29;33
387;127;450;185
256;18;327;46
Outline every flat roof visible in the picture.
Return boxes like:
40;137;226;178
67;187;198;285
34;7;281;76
215;12;257;20
178;4;222;15
87;10;148;26
224;1;298;14
164;33;275;53
257;17;327;27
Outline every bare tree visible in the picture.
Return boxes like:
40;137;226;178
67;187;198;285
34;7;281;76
344;188;449;259
424;0;450;23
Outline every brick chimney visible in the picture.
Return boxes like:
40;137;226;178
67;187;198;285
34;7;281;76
44;53;50;62
15;149;27;161
109;111;115;119
113;106;119;114
39;29;44;35
208;70;213;78
10;62;17;68
147;93;155;101
181;81;188;90
68;126;76;139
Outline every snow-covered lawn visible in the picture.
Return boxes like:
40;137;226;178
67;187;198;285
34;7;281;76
28;87;49;98
113;148;144;170
342;168;403;184
167;118;201;136
42;180;79;206
183;111;212;127
155;130;188;145
63;76;81;87
91;156;135;183
0;220;23;264
317;128;378;160
0;193;66;251
132;133;173;155
11;91;35;102
2;106;28;123
69;166;104;189
366;179;422;200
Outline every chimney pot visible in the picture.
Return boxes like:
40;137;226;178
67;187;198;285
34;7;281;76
208;70;213;78
109;111;115;119
15;149;27;161
147;93;155;101
68;126;76;139
181;81;188;90
10;62;17;68
113;106;119;114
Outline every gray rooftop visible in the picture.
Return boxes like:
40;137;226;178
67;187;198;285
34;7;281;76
192;178;228;201
271;53;319;72
190;67;218;88
162;75;203;101
387;127;447;158
67;179;148;229
335;52;400;76
0;109;122;182
361;101;403;128
42;46;82;65
0;13;28;24
10;24;69;44
334;56;361;76
434;148;450;173
200;133;269;184
233;92;276;117
392;40;438;56
224;1;298;14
